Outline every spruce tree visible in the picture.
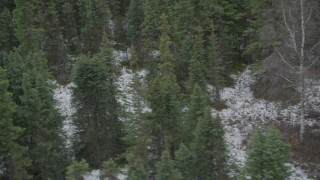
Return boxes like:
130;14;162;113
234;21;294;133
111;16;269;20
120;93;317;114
66;159;91;180
182;84;207;145
186;26;207;92
147;14;181;159
0;7;16;52
126;0;144;66
175;143;193;179
42;1;68;82
18;51;68;179
155;150;183;180
72;35;124;168
190;108;228;179
100;159;120;180
0;67;31;179
242;127;291;180
13;0;44;55
81;0;111;55
207;25;225;102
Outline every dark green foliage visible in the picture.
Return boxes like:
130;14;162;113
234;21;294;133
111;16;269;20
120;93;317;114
18;51;68;179
42;1;69;83
182;84;207;145
190;108;228;179
207;26;225;102
72;39;124;168
242;127;291;180
66;159;91;180
175;143;193;179
127;154;148;180
187;27;207;92
81;0;111;55
0;8;16;52
155;150;183;180
100;159;120;180
126;0;144;65
0;67;31;179
147;14;181;159
13;0;44;55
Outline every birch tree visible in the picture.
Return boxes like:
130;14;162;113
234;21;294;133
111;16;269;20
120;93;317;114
275;0;320;143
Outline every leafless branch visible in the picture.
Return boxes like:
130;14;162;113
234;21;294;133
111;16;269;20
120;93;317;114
306;56;320;69
280;74;296;84
310;39;320;52
275;48;296;70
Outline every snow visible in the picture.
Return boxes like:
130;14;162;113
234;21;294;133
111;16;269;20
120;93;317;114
53;62;317;179
83;169;127;180
212;68;317;179
53;83;75;146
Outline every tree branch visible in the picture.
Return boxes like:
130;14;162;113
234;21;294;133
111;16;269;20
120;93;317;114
275;48;296;70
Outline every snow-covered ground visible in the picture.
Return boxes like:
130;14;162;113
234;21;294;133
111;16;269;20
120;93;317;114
54;63;318;179
212;68;317;179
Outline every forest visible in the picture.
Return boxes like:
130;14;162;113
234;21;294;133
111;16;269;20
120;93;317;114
0;0;319;179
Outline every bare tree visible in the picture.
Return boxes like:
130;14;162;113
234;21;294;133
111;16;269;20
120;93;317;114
275;0;320;143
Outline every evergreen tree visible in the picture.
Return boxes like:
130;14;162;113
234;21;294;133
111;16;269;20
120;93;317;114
81;0;111;55
18;51;68;179
66;159;91;180
126;154;148;180
187;27;207;92
155;150;183;180
100;159;120;180
0;7;16;52
126;0;144;66
72;36;124;168
182;84;207;145
13;0;44;55
147;14;181;159
42;1;68;83
171;0;195;88
0;67;31;179
190;108;228;179
61;1;81;55
175;143;193;179
242;126;291;180
207;25;225;102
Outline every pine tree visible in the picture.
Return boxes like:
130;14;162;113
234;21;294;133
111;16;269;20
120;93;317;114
0;67;31;179
190;108;228;179
242;126;291;180
155;150;183;180
72;35;124;168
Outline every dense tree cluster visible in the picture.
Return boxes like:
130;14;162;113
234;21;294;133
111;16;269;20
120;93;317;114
0;0;318;179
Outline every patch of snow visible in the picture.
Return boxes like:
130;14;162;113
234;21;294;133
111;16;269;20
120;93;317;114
53;83;75;146
288;164;310;180
83;169;127;180
115;67;151;115
212;68;316;179
113;49;131;65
